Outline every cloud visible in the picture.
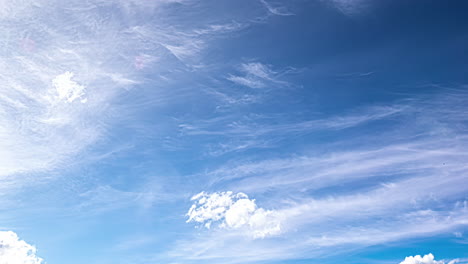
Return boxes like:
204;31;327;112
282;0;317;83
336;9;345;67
52;71;87;103
0;231;43;264
227;75;266;89
241;62;275;79
400;254;458;264
227;62;289;89
177;90;467;159
0;0;257;194
259;0;294;16
187;191;281;238
327;0;368;15
178;102;403;140
165;91;468;263
170;200;468;264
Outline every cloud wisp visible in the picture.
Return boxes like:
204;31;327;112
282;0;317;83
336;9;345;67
259;0;294;16
400;254;459;264
227;62;290;89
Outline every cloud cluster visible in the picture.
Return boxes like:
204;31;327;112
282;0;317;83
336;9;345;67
400;254;458;264
187;191;281;238
0;231;43;264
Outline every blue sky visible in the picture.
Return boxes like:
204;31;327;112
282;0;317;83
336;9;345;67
0;0;467;264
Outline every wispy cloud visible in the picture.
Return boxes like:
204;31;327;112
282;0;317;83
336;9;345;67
176;89;467;158
0;0;255;193
227;62;291;89
259;0;294;16
165;90;468;263
326;0;369;15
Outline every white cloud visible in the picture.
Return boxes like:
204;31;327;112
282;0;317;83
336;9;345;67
400;254;458;264
327;0;368;15
52;71;87;103
241;62;275;80
227;62;287;89
187;191;281;238
259;0;293;16
0;0;250;194
168;91;468;264
0;231;43;264
227;75;266;89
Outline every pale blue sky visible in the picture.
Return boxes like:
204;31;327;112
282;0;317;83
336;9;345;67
0;1;467;264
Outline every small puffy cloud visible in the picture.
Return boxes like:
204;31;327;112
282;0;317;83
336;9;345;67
186;191;281;238
52;71;87;103
0;231;43;264
400;254;458;264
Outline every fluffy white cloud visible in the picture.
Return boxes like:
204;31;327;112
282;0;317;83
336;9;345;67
0;231;43;264
52;71;87;103
187;191;281;238
400;254;458;264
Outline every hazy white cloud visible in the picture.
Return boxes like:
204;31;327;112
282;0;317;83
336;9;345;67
187;191;281;238
178;101;403;140
227;62;288;89
327;0;368;15
0;231;43;264
227;75;266;89
193;22;245;35
400;254;458;264
259;0;293;16
241;62;274;79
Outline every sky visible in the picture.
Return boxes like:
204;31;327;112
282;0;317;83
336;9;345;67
0;0;467;264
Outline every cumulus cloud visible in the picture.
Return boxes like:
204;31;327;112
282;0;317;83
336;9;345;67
52;71;87;103
186;191;281;238
0;231;43;264
400;254;458;264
